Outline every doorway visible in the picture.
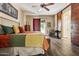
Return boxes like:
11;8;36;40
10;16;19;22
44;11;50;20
40;20;46;34
33;18;40;31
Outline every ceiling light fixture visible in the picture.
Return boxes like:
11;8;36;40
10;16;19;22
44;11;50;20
38;9;42;12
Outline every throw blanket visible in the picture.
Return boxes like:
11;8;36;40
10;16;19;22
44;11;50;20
25;34;44;48
10;34;26;47
0;35;10;48
25;32;49;51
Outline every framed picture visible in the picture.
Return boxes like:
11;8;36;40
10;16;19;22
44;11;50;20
0;3;18;19
47;22;51;27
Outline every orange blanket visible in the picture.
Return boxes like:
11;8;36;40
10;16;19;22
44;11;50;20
43;39;49;51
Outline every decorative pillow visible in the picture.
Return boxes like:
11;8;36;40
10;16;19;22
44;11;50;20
19;26;25;33
0;35;10;48
2;25;14;34
13;25;20;34
0;25;4;34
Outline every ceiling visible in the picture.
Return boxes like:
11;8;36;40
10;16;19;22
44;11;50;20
17;3;70;15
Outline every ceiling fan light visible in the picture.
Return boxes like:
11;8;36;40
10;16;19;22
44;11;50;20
38;9;42;12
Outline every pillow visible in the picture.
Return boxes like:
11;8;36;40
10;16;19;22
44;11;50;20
2;25;14;34
19;26;25;33
0;35;10;48
0;25;4;34
13;25;20;34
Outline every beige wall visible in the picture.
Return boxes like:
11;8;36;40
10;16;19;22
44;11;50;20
54;14;57;30
26;15;54;31
62;6;71;39
0;3;25;27
61;6;72;55
0;17;19;27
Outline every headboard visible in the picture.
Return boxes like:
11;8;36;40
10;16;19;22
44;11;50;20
0;17;20;27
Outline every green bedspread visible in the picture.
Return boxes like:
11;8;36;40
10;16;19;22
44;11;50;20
10;34;26;47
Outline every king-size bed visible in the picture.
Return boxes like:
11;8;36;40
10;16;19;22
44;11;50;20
0;32;49;56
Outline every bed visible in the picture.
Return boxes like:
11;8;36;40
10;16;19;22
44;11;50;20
0;32;49;56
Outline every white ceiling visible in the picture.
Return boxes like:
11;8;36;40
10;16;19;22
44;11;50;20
17;3;70;15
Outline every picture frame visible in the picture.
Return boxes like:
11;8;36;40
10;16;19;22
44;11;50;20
0;3;18;19
47;22;51;27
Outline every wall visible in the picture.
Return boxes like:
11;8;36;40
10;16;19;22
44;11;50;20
0;17;19;27
54;14;57;30
0;3;25;26
61;6;72;55
62;6;71;39
26;15;54;31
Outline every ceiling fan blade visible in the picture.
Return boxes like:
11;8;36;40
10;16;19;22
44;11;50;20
43;6;49;11
40;3;53;11
43;3;54;6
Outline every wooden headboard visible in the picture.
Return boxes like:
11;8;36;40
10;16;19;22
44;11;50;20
0;17;20;27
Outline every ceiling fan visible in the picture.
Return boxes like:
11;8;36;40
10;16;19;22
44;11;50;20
40;3;54;11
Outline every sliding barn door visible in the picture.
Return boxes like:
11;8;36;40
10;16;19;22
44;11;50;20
33;18;40;31
71;4;79;46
